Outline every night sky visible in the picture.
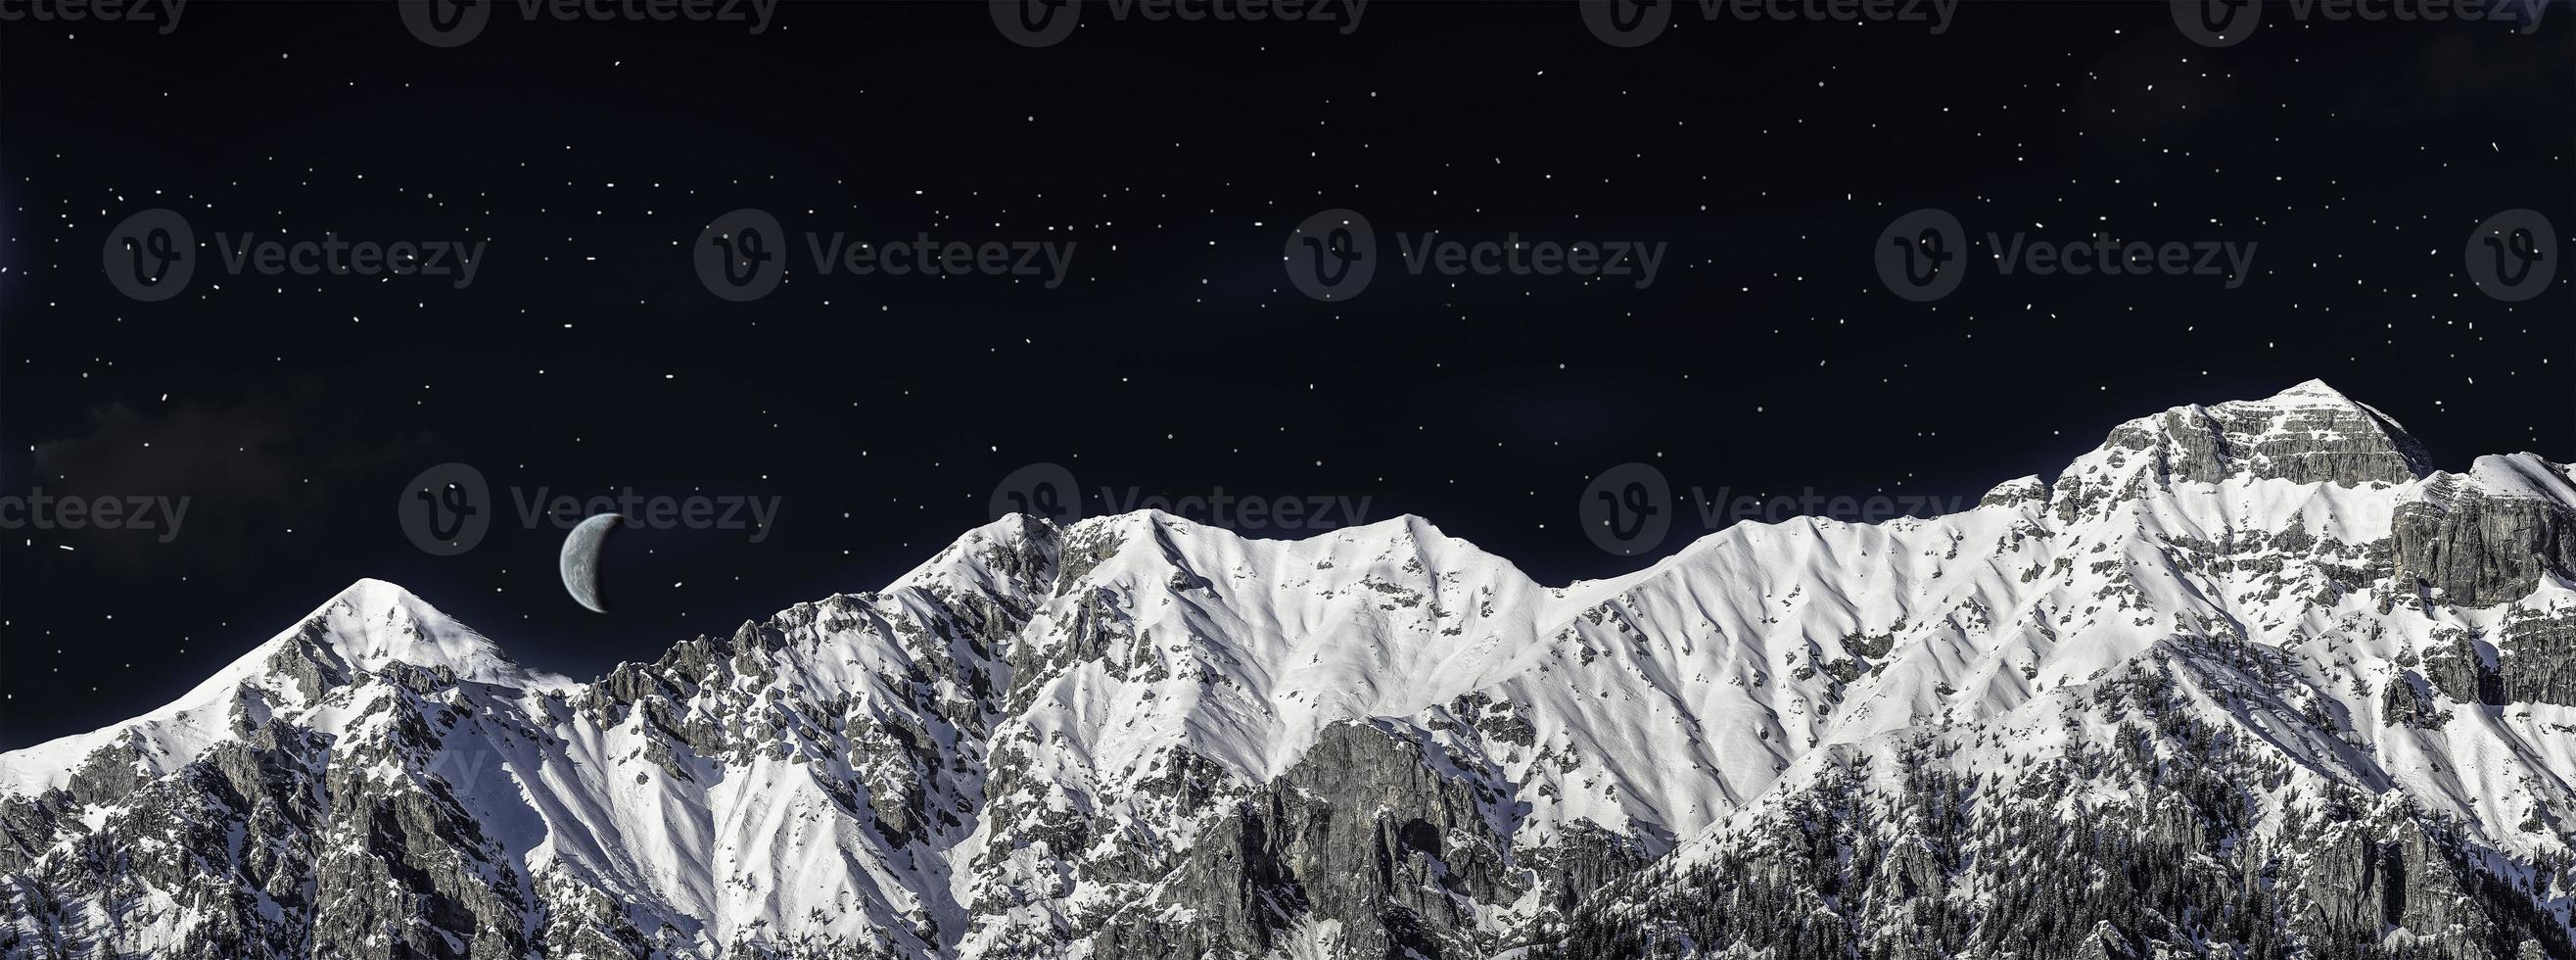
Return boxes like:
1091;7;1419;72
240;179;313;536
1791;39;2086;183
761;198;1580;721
2;0;2567;748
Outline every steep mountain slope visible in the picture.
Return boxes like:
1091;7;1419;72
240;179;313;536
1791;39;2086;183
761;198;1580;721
4;382;2572;960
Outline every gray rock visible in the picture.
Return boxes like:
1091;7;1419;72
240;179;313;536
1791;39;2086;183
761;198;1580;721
2394;475;2576;608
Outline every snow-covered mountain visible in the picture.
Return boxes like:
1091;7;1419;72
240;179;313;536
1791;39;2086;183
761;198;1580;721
6;381;2575;959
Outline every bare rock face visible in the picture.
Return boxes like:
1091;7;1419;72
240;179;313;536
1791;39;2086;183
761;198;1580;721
2380;672;2450;728
0;648;538;960
1981;475;2051;510
2394;459;2576;608
0;730;330;960
2050;381;2432;525
2140;381;2432;487
2295;819;2504;960
1083;721;1563;960
2498;607;2576;707
2420;626;2505;706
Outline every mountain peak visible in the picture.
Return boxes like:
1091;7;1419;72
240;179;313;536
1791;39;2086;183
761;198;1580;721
2063;381;2433;491
2217;379;2418;445
288;578;564;691
323;576;427;615
2260;377;2354;404
0;578;558;797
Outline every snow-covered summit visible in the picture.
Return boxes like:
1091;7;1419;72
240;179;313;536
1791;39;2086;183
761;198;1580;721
296;577;567;690
2055;379;2433;492
2454;452;2576;503
0;578;566;797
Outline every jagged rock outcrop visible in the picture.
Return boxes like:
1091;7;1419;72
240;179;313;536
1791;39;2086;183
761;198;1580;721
2109;379;2431;488
2422;626;2506;706
2499;607;2576;708
1982;474;2051;510
2396;456;2576;608
2295;819;2506;959
1085;722;1535;960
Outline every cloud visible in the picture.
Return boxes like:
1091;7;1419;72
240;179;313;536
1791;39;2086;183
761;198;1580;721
21;391;412;571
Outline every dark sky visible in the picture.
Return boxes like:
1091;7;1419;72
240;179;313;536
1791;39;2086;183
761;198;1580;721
2;0;2567;748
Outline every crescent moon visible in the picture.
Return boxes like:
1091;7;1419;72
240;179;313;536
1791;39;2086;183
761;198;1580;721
559;513;625;613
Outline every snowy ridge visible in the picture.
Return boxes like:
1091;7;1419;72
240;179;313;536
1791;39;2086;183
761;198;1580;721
0;577;569;798
5;382;2575;960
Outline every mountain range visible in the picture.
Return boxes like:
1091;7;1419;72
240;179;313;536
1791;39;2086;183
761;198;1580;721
6;380;2574;960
